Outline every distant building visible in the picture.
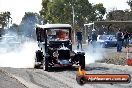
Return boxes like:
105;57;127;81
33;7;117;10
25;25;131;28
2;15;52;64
94;21;132;34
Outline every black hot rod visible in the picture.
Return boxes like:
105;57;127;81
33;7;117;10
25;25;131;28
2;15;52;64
35;24;85;71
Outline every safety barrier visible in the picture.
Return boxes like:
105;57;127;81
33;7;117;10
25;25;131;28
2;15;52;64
127;46;132;66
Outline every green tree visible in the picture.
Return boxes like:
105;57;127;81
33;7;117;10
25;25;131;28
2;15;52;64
40;0;72;24
93;3;106;21
0;11;11;36
127;0;132;10
19;12;45;39
0;11;11;28
40;0;50;23
73;0;93;27
9;23;19;33
40;0;106;28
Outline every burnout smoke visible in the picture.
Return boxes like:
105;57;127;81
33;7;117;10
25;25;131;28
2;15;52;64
73;43;104;65
0;32;39;68
85;44;104;64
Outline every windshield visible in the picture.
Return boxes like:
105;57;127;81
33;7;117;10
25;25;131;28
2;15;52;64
47;28;70;42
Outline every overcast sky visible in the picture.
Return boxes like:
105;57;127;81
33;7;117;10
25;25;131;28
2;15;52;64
89;0;130;11
0;0;42;24
0;0;130;24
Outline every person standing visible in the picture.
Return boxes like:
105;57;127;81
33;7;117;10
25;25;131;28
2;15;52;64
76;31;82;50
91;29;97;51
87;34;91;45
116;29;123;52
123;30;130;48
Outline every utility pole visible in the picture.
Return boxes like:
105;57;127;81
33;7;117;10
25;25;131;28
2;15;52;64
72;5;75;44
72;6;75;27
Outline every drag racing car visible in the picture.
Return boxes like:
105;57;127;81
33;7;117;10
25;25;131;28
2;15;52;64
35;24;85;71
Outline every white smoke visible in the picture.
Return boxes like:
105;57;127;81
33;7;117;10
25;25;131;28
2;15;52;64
0;30;104;68
0;32;39;68
73;43;104;65
85;44;104;64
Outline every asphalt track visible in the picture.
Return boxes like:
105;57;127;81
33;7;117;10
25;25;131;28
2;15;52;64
0;63;132;88
0;46;132;88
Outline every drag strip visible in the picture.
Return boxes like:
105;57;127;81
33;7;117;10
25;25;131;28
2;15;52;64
26;71;49;88
0;69;27;88
1;63;132;88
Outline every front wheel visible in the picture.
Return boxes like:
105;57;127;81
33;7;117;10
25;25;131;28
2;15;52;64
79;55;85;69
76;74;86;85
43;56;49;71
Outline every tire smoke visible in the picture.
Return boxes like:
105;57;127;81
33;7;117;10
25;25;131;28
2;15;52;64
85;44;104;64
73;44;104;65
0;32;39;68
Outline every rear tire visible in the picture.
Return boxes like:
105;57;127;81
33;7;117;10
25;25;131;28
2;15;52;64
34;50;43;68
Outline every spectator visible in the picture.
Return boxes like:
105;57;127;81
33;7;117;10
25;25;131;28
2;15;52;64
91;29;97;51
116;29;123;52
87;34;91;44
123;31;130;48
76;31;82;50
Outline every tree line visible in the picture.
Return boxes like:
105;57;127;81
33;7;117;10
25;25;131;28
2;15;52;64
39;0;106;29
0;0;132;37
0;11;11;28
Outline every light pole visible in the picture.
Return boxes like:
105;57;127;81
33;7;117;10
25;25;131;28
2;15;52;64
69;2;75;44
72;5;75;44
72;5;75;27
